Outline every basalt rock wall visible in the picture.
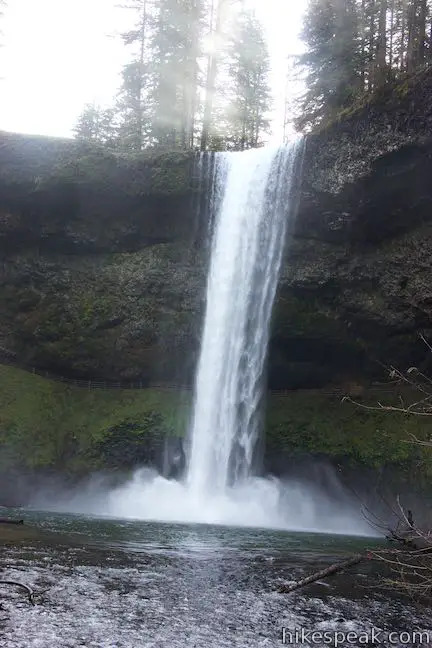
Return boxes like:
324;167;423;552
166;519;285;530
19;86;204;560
1;68;432;387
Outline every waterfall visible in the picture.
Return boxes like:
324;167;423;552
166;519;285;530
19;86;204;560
187;144;301;494
69;142;374;536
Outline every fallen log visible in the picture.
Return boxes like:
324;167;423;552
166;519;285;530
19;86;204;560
0;518;24;525
0;581;35;605
278;553;366;594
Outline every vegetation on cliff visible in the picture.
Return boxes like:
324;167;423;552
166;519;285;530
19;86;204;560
1;365;431;481
0;365;189;475
297;0;432;131
0;243;204;382
267;390;431;475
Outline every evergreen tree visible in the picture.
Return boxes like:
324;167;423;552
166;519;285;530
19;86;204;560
297;0;432;131
297;0;362;130
73;0;273;151
201;0;226;150
116;0;152;150
149;0;192;146
200;0;246;150
221;10;271;150
73;104;119;146
117;0;203;148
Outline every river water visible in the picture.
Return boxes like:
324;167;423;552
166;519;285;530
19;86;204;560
1;511;431;647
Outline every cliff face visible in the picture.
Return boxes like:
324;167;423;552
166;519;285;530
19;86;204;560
1;68;432;388
0;136;206;383
270;68;432;387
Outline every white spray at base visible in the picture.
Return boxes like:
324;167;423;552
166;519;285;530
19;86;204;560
39;144;374;536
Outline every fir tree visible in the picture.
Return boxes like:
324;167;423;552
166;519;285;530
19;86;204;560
73;104;118;146
73;0;274;151
222;10;271;150
297;0;432;131
116;0;152;150
297;0;362;131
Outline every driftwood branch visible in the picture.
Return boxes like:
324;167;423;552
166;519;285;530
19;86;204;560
278;553;366;594
0;581;35;605
0;518;24;525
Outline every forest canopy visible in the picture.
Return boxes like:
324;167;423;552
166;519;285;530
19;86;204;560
297;0;432;130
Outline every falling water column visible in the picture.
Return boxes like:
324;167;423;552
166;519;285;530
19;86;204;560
187;142;302;496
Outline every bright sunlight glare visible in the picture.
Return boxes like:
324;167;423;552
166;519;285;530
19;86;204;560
0;0;306;139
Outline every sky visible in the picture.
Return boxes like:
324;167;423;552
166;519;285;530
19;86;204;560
0;0;307;139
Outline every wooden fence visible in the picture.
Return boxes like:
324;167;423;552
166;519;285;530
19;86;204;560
0;344;400;396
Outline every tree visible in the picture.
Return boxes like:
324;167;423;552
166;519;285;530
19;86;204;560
283;55;304;141
73;104;119;146
116;0;203;149
296;0;362;130
221;9;272;150
200;0;224;151
149;0;202;147
116;0;152;151
200;0;245;150
297;0;432;132
376;0;388;83
72;0;272;151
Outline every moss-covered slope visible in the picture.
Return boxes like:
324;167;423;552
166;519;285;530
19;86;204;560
1;365;430;485
0;365;189;475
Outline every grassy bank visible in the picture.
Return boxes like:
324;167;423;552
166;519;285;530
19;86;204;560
0;364;430;476
267;391;431;474
0;365;189;473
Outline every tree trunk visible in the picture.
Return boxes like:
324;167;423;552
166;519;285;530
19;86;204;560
368;0;377;90
376;0;388;82
418;0;427;65
389;0;395;70
360;0;367;87
278;554;365;594
406;0;416;72
401;0;407;71
136;0;147;150
181;0;200;149
201;0;227;151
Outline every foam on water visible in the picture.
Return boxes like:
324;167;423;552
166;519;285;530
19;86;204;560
1;522;430;647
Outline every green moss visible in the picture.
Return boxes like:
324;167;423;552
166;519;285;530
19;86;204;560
313;67;432;135
0;365;190;473
266;390;432;474
38;147;194;196
1;364;431;478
